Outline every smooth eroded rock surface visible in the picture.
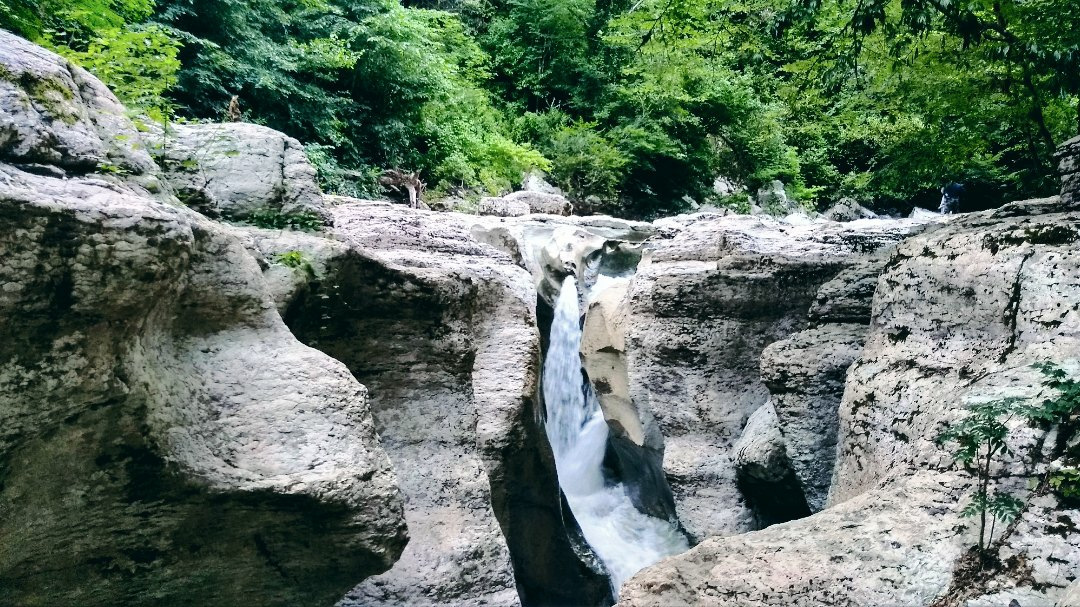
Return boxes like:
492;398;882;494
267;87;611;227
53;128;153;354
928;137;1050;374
625;213;932;540
247;201;612;607
619;198;1080;606
161;122;328;222
0;34;407;606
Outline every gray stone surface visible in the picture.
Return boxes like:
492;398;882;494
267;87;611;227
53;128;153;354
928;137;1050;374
161;122;328;222
624;213;932;541
822;197;879;222
479;195;530;217
619;197;1080;607
0;30;161;191
754;180;799;216
732;402;791;484
521;170;563;195
760;324;866;511
503;190;573;215
247;199;611;607
0;35;407;606
1058;135;1080;206
1059;580;1080;607
808;254;891;324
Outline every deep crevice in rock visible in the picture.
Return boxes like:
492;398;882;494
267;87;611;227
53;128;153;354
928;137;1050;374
283;256;611;607
736;470;813;529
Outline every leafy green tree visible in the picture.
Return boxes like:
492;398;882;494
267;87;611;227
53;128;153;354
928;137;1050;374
1;0;181;117
154;0;543;196
818;0;1080;200
937;398;1026;553
60;25;180;118
938;363;1080;558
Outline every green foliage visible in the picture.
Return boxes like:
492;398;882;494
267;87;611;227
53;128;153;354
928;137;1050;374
274;250;307;268
1028;362;1080;424
1050;468;1080;500
273;250;316;278
10;0;1077;219
937;398;1021;466
937;363;1080;557
546;121;628;205
937;397;1026;553
1029;362;1080;502
56;24;180;117
244;208;324;231
959;491;1024;526
1;0;153;42
1;0;180;119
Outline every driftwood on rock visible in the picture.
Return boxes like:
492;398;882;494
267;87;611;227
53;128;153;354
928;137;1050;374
380;168;425;208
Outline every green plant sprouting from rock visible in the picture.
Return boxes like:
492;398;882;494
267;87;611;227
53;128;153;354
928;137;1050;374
244;209;324;232
273;250;316;279
937;397;1026;553
937;362;1080;559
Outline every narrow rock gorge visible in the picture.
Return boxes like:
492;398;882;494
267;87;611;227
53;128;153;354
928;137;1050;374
2;31;1079;607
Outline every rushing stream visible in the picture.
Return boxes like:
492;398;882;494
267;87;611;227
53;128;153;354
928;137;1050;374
543;277;688;596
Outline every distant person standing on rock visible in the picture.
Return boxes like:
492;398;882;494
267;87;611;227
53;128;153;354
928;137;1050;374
939;182;965;214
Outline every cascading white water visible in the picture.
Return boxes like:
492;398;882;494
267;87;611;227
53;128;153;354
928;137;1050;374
543;277;688;596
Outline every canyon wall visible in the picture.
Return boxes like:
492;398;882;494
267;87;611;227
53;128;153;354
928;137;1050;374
619;196;1080;606
0;32;406;606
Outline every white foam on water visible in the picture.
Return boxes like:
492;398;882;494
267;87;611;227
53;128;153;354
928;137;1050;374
542;277;688;596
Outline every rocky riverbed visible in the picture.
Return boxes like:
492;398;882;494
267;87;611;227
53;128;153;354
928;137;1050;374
2;31;1079;607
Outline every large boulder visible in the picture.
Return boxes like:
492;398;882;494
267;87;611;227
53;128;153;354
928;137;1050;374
160;122;328;222
581;276;645;445
619;197;1080;606
754;180;800;216
821;197;879;222
246;200;612;607
521;169;563;195
732;402;791;484
0;30;161;191
758;255;892;512
479;196;530;217
0;33;408;606
759;324;866;512
503;190;573;216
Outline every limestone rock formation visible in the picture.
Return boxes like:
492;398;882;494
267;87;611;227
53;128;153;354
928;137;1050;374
521;170;563;196
0;32;406;606
754;179;801;216
503;190;574;216
625;213;932;540
619;197;1080;606
476;191;574;217
581;276;642;445
0;30;160;191
160;122;329;222
469;213;653;306
479;195;530;217
757;254;893;512
732;402;791;483
759;323;866;511
245;201;612;607
821;197;879;222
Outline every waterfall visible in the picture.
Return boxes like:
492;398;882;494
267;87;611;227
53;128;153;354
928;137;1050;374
543;277;688;596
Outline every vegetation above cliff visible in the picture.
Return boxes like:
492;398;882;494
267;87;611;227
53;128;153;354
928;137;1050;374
2;0;1078;217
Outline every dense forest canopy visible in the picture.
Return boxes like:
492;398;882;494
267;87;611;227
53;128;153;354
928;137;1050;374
2;0;1077;218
